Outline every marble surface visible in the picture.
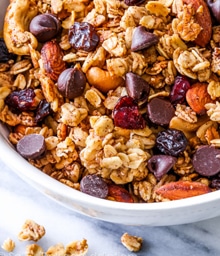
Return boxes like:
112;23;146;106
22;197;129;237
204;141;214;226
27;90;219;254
1;159;220;256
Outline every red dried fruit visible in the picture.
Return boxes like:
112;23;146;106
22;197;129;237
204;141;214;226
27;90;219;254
35;99;51;123
169;76;191;105
113;96;146;129
5;88;36;112
68;22;99;52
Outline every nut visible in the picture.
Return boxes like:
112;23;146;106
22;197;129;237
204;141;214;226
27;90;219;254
41;40;67;81
155;180;211;200
182;0;212;47
86;67;124;93
169;114;209;138
186;82;214;115
3;0;38;55
107;184;134;203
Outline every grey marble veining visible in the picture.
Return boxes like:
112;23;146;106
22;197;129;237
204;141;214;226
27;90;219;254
1;160;220;256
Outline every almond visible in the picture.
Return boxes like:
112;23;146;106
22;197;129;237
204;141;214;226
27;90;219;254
155;181;211;200
41;40;67;82
183;0;212;47
107;184;134;203
186;82;214;115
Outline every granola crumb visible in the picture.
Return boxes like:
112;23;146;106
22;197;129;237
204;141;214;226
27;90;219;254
1;238;15;252
65;239;88;256
18;219;46;242
46;243;66;256
121;232;143;252
26;244;44;256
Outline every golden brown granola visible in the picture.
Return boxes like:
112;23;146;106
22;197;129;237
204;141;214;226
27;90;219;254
1;0;220;203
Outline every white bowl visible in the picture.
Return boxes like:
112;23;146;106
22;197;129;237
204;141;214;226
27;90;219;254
1;0;220;226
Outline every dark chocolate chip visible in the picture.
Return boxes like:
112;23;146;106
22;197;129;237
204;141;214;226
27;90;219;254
125;72;150;102
80;174;108;199
147;97;175;126
192;145;220;176
29;14;61;43
131;26;159;51
16;134;46;160
147;155;177;180
57;67;86;100
207;0;220;24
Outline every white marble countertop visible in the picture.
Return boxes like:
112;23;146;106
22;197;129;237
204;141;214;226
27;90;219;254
1;159;220;256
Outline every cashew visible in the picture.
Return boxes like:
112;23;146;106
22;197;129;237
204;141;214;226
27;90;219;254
169;115;210;139
86;67;124;93
3;0;38;55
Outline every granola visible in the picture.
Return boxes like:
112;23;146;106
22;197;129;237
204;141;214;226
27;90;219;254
1;0;220;202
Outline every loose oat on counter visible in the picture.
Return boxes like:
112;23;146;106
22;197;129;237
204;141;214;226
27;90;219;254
46;243;66;256
18;219;46;242
121;232;143;252
65;239;88;256
1;237;15;252
1;0;220;202
26;244;44;256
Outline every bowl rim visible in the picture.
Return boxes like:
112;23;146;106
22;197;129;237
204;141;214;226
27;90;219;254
1;128;220;213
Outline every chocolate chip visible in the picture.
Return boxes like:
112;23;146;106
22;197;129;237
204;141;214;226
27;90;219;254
16;134;46;160
80;174;108;199
131;26;159;51
29;14;61;43
147;155;177;180
57;67;86;100
192;145;220;176
125;72;150;101
147;97;175;126
207;0;220;24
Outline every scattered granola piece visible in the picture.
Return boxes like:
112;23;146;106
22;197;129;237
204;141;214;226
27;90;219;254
26;244;44;256
1;238;15;252
121;232;143;252
46;243;66;256
65;239;88;256
18;219;46;242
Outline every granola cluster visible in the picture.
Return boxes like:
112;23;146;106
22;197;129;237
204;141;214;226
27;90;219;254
0;0;220;202
1;220;142;254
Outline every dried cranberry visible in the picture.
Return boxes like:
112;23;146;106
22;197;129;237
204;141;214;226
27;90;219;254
80;174;108;199
0;38;15;62
5;88;36;112
113;96;146;129
124;0;145;5
68;22;99;52
156;128;188;157
169;76;191;105
35;99;51;123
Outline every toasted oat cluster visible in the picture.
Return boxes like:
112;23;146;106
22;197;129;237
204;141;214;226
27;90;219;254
0;0;220;202
121;232;143;252
1;238;15;252
18;219;46;242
